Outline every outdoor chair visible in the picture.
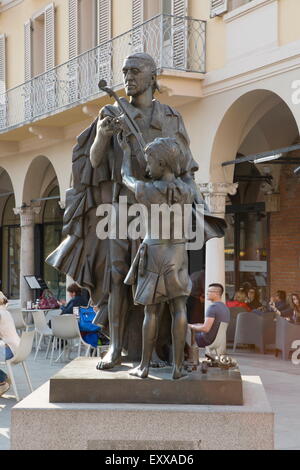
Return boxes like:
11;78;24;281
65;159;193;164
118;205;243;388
233;312;264;352
206;322;228;356
261;311;276;350
275;316;300;360
44;308;61;324
227;307;246;344
32;310;53;360
50;314;96;364
9;309;30;335
0;330;34;401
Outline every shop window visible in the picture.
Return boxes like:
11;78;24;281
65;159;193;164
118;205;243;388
42;187;65;299
1;195;20;299
225;209;269;302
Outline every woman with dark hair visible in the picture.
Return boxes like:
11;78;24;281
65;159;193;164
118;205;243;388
58;283;87;315
289;293;300;324
247;287;262;310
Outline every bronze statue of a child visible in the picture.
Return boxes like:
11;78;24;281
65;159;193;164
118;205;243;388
118;133;193;379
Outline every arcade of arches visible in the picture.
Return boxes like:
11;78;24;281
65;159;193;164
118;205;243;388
0;162;65;303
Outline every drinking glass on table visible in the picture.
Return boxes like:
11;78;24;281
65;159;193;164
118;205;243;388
73;307;80;319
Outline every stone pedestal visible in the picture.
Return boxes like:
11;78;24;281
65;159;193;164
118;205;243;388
11;372;273;450
49;358;243;405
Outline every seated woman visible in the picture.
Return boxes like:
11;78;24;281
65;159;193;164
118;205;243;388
226;289;251;311
287;293;300;324
246;287;262;310
0;292;20;396
58;283;87;315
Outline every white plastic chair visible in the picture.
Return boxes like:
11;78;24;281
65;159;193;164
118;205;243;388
32;310;53;360
206;322;228;356
9;309;30;334
0;330;34;401
50;314;96;364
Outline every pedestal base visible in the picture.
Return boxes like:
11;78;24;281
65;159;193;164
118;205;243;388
49;357;243;405
11;375;273;450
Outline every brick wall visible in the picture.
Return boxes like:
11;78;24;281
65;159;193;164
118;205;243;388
270;167;300;297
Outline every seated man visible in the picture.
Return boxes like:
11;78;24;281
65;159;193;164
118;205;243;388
268;290;292;318
188;283;230;348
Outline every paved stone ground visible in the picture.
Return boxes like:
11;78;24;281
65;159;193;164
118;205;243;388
0;347;299;450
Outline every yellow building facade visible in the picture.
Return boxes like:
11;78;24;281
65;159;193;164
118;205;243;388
1;0;300;306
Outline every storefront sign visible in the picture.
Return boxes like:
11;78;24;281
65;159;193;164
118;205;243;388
239;260;267;273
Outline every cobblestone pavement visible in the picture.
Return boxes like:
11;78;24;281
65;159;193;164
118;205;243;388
0;348;299;450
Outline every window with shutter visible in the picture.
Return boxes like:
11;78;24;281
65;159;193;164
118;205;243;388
172;0;188;69
96;0;112;85
210;0;228;18
132;0;144;53
0;34;7;128
24;4;56;117
79;0;96;54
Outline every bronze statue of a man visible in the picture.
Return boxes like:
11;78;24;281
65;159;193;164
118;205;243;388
46;52;225;371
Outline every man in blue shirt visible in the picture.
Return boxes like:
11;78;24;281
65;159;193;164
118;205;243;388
188;283;230;347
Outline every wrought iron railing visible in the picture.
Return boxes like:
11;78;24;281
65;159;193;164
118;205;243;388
0;14;206;133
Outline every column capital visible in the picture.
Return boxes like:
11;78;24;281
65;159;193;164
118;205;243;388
14;205;41;226
198;182;238;216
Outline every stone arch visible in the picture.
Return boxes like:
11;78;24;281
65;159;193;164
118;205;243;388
22;155;61;208
209;89;300;182
0;167;16;225
0;168;20;298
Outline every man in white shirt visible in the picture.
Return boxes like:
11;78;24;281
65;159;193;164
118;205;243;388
0;292;20;396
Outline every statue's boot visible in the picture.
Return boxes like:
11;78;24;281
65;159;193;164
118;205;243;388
96;283;128;370
96;348;122;370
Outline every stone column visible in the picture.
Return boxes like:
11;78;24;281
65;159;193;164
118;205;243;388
14;206;40;308
199;183;238;308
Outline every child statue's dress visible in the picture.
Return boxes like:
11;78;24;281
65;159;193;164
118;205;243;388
125;178;193;306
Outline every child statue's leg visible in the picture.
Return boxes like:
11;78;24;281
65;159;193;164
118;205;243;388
129;304;158;378
169;296;188;379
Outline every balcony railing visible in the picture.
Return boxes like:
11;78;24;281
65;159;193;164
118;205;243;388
0;14;206;133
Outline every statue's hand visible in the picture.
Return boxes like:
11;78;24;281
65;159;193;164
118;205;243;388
117;131;130;153
97;115;116;138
